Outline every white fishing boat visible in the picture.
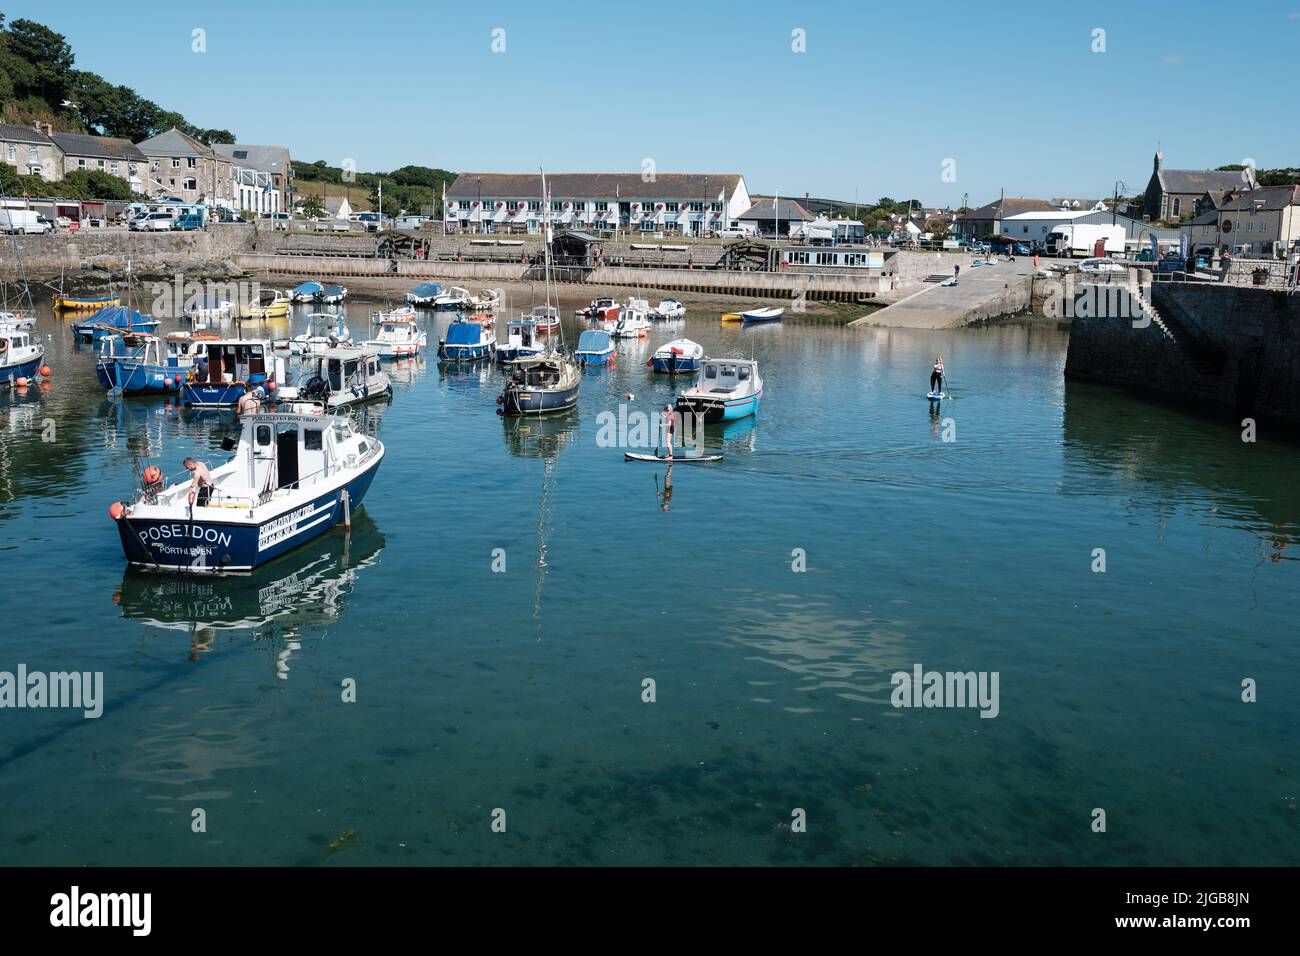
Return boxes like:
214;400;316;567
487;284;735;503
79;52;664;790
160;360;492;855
184;295;235;325
1;325;45;387
287;312;352;356
610;298;651;338
370;305;418;324
649;338;704;374
651;298;686;320
469;288;502;312
283;345;392;410
675;357;764;423
434;286;472;310
497;317;546;363
362;315;426;359
524;303;560;332
109;409;384;572
405;282;442;306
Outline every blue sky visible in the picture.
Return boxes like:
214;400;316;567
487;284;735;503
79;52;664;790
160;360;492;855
10;0;1299;206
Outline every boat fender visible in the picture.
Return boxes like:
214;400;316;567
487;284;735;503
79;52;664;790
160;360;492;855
109;501;125;520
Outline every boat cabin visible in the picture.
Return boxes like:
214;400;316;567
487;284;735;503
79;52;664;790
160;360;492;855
195;339;271;385
700;358;757;393
297;346;389;407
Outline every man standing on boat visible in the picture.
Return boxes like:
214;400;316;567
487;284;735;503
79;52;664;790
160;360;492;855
236;383;260;418
184;457;213;507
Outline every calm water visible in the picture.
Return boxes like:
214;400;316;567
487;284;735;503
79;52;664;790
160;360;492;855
1;295;1297;866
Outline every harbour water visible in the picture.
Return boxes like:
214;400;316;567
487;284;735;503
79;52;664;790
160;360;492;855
2;297;1297;866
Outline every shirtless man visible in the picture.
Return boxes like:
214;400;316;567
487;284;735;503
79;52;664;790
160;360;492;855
236;383;260;418
661;404;676;460
184;457;212;507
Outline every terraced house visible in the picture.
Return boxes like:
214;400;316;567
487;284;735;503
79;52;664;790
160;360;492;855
135;128;234;208
0;122;61;181
212;143;293;215
48;131;147;190
444;172;751;236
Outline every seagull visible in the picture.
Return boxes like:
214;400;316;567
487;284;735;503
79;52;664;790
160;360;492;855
61;99;79;109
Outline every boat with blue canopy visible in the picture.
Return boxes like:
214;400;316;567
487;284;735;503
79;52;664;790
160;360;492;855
437;317;496;362
288;281;322;302
72;305;160;344
574;328;615;366
406;282;442;306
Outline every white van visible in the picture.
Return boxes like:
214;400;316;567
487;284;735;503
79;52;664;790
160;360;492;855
0;209;53;235
719;224;755;239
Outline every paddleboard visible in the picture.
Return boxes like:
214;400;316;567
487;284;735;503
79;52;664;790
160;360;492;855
624;452;723;463
926;391;945;401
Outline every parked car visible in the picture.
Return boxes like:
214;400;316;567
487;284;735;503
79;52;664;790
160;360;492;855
719;227;754;239
172;213;205;231
129;212;175;232
257;211;293;230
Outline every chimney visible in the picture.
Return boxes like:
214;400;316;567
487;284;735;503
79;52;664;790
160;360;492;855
43;123;53;136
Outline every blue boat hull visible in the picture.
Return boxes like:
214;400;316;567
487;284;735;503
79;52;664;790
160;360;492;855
115;457;381;571
438;343;495;362
74;321;160;343
182;377;269;407
651;356;701;374
497;347;545;363
576;350;615;367
676;389;762;423
2;354;42;383
99;361;185;394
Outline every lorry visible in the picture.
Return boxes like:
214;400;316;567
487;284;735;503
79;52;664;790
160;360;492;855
1046;223;1125;258
0;209;53;234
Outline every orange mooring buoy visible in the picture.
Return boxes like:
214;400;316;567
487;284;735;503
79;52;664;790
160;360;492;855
109;501;125;520
143;465;162;485
39;365;52;377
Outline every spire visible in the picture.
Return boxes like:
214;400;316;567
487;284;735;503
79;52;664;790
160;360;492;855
1154;149;1163;173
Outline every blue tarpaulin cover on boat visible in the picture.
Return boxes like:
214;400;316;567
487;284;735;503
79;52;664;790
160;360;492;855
81;306;152;329
577;330;611;351
291;281;322;295
409;282;442;297
444;322;483;345
322;285;345;297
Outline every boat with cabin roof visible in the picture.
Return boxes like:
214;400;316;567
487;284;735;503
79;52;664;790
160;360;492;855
362;314;425;359
181;338;279;407
406;282;442;306
674;357;763;423
437;317;496;362
241;288;291;320
574;328;615;366
283;346;391;410
95;332;198;394
287;312;352;356
109;409;383;572
651;299;686;320
497;317;546;363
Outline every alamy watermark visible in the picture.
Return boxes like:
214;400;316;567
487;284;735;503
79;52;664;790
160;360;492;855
890;663;999;718
0;664;103;718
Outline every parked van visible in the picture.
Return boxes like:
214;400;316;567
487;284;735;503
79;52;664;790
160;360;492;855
0;209;53;234
173;213;205;231
130;212;175;232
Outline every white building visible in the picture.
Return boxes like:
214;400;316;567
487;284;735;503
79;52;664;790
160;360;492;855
445;172;751;236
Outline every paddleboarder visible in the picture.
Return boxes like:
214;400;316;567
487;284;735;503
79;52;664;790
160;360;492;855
930;356;945;397
661;404;675;460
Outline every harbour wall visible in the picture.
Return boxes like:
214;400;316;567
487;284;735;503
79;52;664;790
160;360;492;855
1;225;255;280
1064;281;1300;431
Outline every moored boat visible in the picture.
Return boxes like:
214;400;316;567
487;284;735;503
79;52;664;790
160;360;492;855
241;289;291;320
741;306;784;323
610;298;651;338
578;297;619;320
362;315;426;359
283;345;391;410
72;305;160;344
434;286;471;310
406;282;442;306
53;293;120;312
470;288;502;313
651;298;686;320
674;357;763;423
720;311;743;323
181;338;279;407
525;303;560;332
497;317;546;363
109;409;383;572
437;317;496;362
96;333;197;394
319;284;348;305
288;281;323;303
286;312;352;356
498;355;581;416
184;294;235;325
574;328;615;366
650;338;704;374
1;325;44;386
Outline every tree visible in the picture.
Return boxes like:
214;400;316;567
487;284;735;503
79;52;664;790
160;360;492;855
301;195;324;218
4;19;75;105
61;170;133;201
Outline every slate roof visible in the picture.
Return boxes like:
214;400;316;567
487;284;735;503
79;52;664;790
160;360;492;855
958;198;1058;221
212;143;290;175
48;132;147;162
738;198;813;221
1217;185;1300;211
0;123;54;145
1158;168;1250;194
448;172;743;200
135;128;218;160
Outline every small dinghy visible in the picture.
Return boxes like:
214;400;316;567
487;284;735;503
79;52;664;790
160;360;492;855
741;306;784;323
288;281;323;302
624;451;722;463
650;298;686;320
406;282;442;306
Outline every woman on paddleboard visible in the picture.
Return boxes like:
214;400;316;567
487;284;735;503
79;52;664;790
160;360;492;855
930;356;944;396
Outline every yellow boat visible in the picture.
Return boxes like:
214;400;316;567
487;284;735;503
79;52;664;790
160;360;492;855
240;289;291;320
721;311;743;323
53;294;120;312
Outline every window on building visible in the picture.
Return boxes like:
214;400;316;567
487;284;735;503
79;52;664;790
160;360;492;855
711;202;723;212
1258;221;1267;234
187;157;197;168
1172;198;1181;216
128;163;137;175
5;145;14;161
110;162;118;175
172;158;181;168
552;200;563;212
27;146;37;164
528;201;541;211
595;201;608;212
78;158;86;169
666;202;679;212
689;202;704;212
97;159;105;170
506;200;518;211
183;178;197;191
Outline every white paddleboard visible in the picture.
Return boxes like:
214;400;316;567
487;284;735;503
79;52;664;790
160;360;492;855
926;391;945;401
624;452;723;463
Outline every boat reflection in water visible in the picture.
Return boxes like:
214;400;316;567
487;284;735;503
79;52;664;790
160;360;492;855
112;512;385;675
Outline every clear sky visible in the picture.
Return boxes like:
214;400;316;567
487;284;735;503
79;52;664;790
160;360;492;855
9;0;1299;206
